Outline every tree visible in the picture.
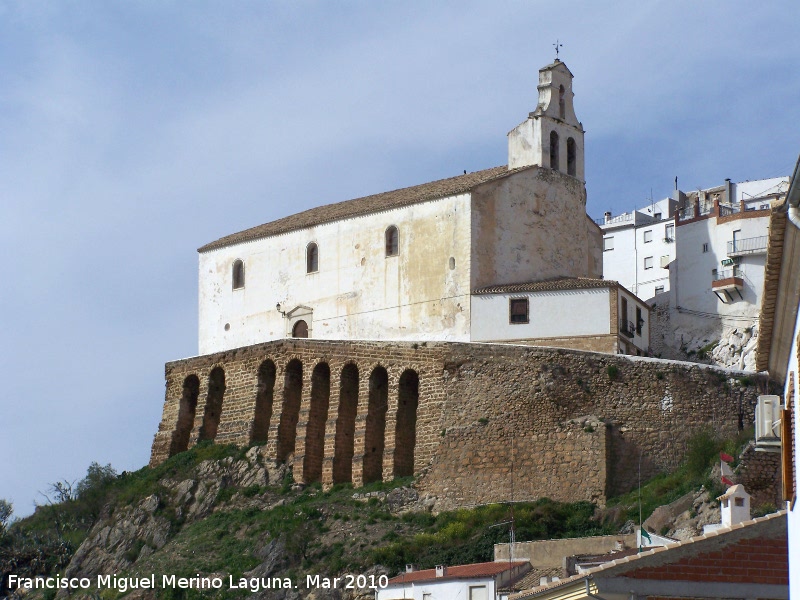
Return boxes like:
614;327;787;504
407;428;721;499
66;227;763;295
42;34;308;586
76;462;117;498
0;499;12;535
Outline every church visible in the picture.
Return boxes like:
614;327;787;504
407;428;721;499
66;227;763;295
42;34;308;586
196;59;650;357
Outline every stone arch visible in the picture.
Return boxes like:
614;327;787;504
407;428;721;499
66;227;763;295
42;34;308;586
170;374;199;456
251;359;276;444
567;137;576;177
277;359;303;462
363;365;388;483
550;130;560;172
393;369;419;478
303;362;331;483
333;363;359;484
198;367;225;441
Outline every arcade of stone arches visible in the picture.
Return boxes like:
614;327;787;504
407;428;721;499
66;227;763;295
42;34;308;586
168;359;420;485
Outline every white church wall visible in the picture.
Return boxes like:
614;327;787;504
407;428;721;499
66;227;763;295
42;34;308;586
469;168;593;290
198;193;473;354
470;288;610;342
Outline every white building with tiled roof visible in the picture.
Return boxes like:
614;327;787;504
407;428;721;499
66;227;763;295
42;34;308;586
196;60;650;356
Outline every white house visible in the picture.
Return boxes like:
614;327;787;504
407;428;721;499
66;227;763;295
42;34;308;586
599;196;677;302
377;562;532;600
195;60;651;357
755;155;800;600
672;177;787;317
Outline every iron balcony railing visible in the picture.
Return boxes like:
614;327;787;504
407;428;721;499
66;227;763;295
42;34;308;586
677;206;695;221
620;320;636;337
713;268;740;282
727;236;768;256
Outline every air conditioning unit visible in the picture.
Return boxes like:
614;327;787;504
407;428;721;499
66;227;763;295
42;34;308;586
755;395;782;451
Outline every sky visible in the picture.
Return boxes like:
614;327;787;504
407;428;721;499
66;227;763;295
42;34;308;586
1;1;798;518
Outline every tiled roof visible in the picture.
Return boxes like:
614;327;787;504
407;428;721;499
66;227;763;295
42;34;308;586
199;165;532;252
473;278;618;295
511;511;787;599
387;561;529;585
755;202;788;372
499;567;563;593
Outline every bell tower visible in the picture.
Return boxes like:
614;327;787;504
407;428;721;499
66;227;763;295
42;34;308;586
508;60;585;181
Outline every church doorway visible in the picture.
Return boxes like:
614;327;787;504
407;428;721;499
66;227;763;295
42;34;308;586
292;320;309;338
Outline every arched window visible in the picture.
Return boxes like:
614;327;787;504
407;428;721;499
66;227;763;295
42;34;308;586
550;131;560;172
306;243;318;273
558;85;565;119
292;320;309;338
232;259;245;289
567;137;576;177
385;226;399;257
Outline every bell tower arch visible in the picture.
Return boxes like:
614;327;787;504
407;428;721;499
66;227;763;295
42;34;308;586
508;59;585;181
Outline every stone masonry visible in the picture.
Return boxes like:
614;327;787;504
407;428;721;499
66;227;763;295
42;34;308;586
150;340;763;510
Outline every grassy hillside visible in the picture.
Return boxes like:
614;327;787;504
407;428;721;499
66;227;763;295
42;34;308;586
0;428;760;599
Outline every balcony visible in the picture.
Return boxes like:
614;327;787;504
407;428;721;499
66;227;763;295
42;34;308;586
727;236;768;256
619;320;636;338
712;269;744;302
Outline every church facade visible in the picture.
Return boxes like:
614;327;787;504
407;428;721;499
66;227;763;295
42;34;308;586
195;60;649;357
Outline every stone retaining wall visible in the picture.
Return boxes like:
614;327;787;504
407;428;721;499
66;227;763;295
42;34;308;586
151;340;764;509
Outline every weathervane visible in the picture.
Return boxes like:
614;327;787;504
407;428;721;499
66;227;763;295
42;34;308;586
553;39;563;60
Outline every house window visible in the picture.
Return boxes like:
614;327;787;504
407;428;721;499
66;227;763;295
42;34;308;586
644;256;653;270
558;85;565;119
603;236;614;251
306;243;319;273
636;307;643;335
469;586;488;600
643;229;653;243
654;212;661;220
385;226;399;257
509;298;529;324
232;259;245;290
702;243;709;253
665;223;674;240
655;285;665;294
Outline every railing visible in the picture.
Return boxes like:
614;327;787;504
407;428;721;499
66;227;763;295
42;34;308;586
713;268;740;282
596;213;634;226
719;203;741;217
619;320;636;337
677;206;695;221
727;236;768;256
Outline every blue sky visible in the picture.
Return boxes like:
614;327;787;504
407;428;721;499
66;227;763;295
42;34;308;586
1;1;798;517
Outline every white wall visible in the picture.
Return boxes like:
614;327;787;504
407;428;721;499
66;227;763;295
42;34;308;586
784;291;800;600
470;288;610;342
470;168;593;290
198;193;473;354
601;197;676;302
377;578;495;600
672;213;769;325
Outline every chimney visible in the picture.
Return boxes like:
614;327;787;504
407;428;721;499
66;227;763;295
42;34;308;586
435;565;446;578
405;564;416;573
604;211;612;223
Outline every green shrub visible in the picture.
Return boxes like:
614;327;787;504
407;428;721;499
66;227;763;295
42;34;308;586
607;365;619;380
